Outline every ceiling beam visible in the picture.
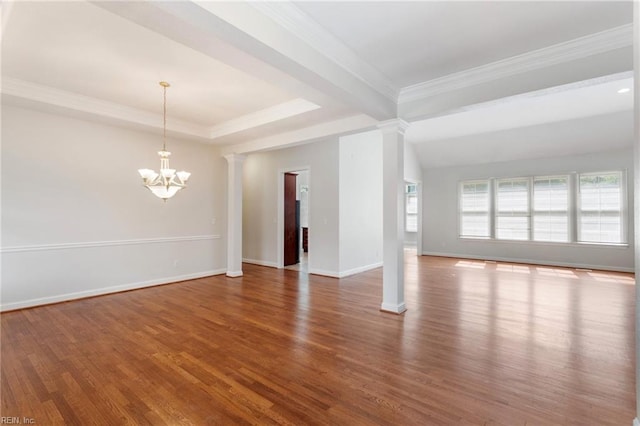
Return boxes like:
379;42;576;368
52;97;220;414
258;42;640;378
208;98;320;140
220;114;378;155
93;0;397;121
399;24;633;121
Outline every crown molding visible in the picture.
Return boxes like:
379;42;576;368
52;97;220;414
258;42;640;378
208;98;320;140
249;2;398;102
2;78;324;143
377;118;410;136
223;153;247;163
2;77;210;138
221;113;377;155
399;24;633;105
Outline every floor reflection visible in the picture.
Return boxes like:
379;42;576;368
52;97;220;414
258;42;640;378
439;255;634;422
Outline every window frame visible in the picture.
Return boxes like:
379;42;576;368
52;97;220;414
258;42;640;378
576;170;627;245
494;177;531;241
405;183;418;233
458;179;491;239
532;175;570;243
457;170;628;247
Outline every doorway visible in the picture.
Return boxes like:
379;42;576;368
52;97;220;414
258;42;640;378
284;172;299;266
404;181;422;255
278;167;310;272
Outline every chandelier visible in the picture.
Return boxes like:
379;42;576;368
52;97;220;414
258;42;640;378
138;81;190;201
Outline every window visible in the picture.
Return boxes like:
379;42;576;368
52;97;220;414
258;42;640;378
406;184;418;232
533;176;569;242
495;178;529;240
458;170;626;246
460;180;490;238
578;172;624;244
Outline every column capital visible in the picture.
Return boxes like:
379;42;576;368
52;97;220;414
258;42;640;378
223;153;247;164
377;118;410;136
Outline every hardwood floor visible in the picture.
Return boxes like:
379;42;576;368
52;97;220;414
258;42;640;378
1;255;635;425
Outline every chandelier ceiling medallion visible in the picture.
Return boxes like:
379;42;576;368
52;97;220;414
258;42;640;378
138;81;191;201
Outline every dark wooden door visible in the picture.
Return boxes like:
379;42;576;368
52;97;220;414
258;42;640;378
284;173;297;266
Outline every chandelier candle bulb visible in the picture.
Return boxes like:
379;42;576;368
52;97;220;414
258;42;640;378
138;81;191;201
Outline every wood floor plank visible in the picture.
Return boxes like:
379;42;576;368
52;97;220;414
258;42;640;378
1;254;634;424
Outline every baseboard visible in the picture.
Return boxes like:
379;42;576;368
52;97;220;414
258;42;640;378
380;302;407;314
226;271;243;278
338;262;383;278
242;258;278;268
0;269;227;312
308;268;340;278
309;262;384;279
421;251;634;273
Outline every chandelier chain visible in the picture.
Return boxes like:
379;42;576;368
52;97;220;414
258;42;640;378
162;83;167;152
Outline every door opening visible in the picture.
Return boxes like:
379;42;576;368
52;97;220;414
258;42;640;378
404;181;422;255
279;169;310;272
284;172;299;267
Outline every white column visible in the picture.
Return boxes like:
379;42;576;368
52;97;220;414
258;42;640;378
633;2;640;425
378;119;409;314
224;153;246;277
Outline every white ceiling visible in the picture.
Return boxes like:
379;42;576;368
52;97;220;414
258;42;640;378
407;73;633;142
294;1;632;87
0;0;634;168
414;110;633;169
2;1;299;126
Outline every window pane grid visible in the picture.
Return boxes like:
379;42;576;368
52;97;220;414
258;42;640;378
533;176;568;242
496;178;529;240
458;171;626;246
578;172;623;244
405;185;418;232
460;181;489;238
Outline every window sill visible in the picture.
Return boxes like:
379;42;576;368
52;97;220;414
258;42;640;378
458;237;629;249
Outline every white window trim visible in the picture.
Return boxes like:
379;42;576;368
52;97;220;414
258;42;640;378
494;176;531;241
458;170;629;247
406;197;418;233
458;179;491;239
405;184;418;233
532;174;570;243
576;170;627;244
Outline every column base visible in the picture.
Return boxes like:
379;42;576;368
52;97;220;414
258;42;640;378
226;271;243;278
380;302;407;314
633;418;639;426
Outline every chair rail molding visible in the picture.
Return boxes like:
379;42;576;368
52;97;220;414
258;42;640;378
0;235;221;253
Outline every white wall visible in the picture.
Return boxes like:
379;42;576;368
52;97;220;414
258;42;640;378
404;140;422;184
422;149;634;271
242;139;339;274
404;223;417;246
1;105;227;310
338;130;383;276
